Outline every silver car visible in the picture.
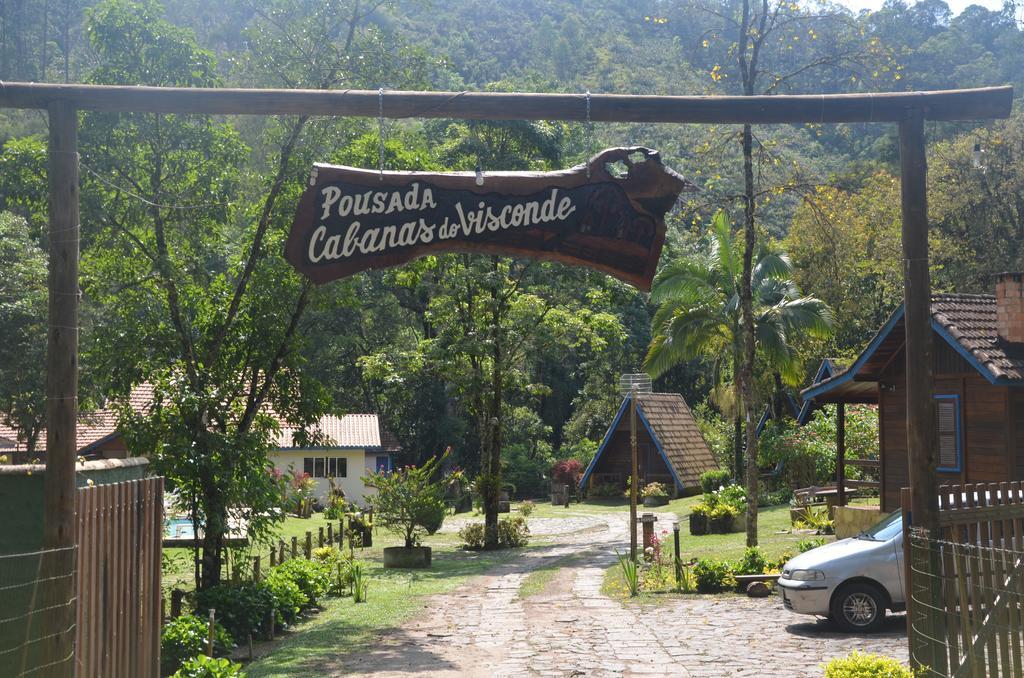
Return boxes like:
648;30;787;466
778;510;904;631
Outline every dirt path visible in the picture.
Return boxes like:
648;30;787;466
335;513;908;677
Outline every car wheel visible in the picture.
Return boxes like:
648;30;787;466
830;583;886;632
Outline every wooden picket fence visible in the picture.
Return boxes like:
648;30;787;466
76;477;164;678
904;482;1024;677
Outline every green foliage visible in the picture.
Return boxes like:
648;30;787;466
194;584;274;643
458;522;486;550
497;516;531;547
758;406;878;488
693;559;737;593
363;451;449;548
311;547;337;564
822;651;915;678
699;469;733;494
0;211;47;460
460;516;530;549
734;547;769;576
263;569;308;627
170;655;246;678
795;507;835;535
797;538;827;553
617;552;640;597
271;559;332;606
589;483;623;498
161;614;233;676
351;562;368;603
518;500;535;518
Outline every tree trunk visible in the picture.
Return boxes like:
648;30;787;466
483;260;504;549
740;122;760;548
199;482;226;589
732;414;743;483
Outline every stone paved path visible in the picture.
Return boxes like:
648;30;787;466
338;513;908;677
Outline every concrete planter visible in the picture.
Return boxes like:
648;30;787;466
383;546;432;569
643;495;669;507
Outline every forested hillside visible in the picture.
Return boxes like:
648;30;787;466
0;0;1021;498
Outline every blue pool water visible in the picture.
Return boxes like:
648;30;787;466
165;517;196;540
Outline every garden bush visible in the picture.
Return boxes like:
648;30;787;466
161;615;233;676
551;459;584;487
264;568;308;627
363;451;448;548
498;516;530;547
194;583;274;642
588;482;622;498
693;558;736;593
171;655;247;678
699;469;732;494
822;651;915;677
519;500;535;517
734;547;769;576
272;559;331;606
797;538;827;553
459;517;530;548
458;522;486;549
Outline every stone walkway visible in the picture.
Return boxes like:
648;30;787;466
338;512;908;677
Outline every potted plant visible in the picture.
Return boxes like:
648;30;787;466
364;451;449;569
708;503;739;534
641;481;670;507
689;502;710;535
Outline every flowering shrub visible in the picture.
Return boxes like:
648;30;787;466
640;482;668;499
363;451;449;548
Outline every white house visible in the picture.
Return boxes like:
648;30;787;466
269;413;399;507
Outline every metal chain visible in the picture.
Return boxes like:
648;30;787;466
585;90;592;179
378;87;385;182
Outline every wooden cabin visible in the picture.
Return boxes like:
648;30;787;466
579;392;718;496
802;274;1024;511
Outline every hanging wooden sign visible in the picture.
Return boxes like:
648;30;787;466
284;147;694;290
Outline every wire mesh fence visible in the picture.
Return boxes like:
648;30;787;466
908;525;1024;677
0;545;77;677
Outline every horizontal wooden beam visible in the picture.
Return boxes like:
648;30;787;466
0;82;1013;123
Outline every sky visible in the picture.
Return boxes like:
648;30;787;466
834;0;1006;13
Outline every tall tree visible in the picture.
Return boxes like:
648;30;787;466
644;210;832;484
0;211;47;461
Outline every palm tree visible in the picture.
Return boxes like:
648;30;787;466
644;210;832;544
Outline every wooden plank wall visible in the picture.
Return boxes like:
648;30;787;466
75;477;163;678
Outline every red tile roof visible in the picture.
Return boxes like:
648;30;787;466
275;413;400;450
932;293;1024;382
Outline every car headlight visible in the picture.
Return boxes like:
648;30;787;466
789;569;825;581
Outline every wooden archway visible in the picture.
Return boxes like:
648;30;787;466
0;81;1012;673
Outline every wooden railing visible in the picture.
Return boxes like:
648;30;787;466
76;477;163;678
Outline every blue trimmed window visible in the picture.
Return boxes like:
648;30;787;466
934;395;962;473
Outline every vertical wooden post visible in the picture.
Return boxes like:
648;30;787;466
269;548;276;568
291;536;298;560
252;556;260;582
899;111;942;673
673;521;682;589
304;531;312;559
42;99;79;678
318;527;324;548
836;403;846;507
630;386;638;561
206;608;216;657
327;522;334;546
170;589;184;618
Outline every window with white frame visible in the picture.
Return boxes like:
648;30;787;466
302;456;348;478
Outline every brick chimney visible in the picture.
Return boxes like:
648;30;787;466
996;272;1024;344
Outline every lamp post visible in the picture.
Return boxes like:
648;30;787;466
619;373;652;561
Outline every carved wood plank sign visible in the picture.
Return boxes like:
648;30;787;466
285;147;694;290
